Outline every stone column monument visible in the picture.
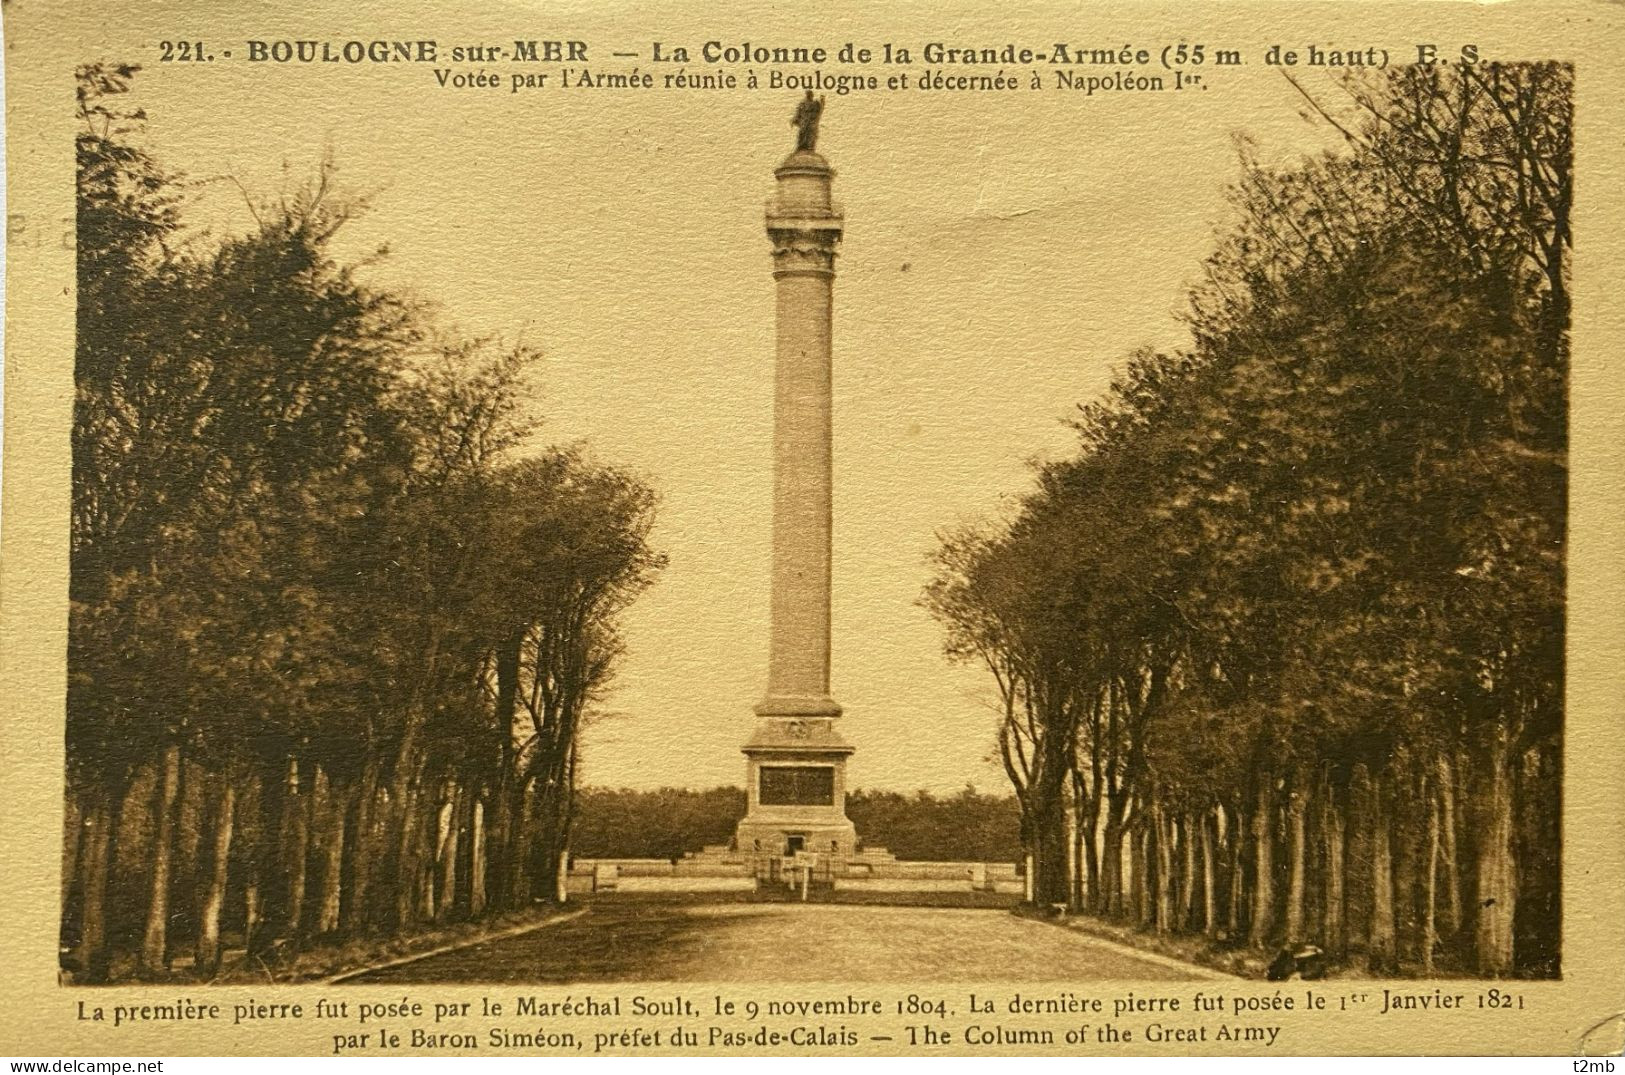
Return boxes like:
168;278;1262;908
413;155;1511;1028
734;97;858;864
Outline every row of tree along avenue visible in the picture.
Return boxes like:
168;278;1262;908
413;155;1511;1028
64;65;664;982
927;64;1567;979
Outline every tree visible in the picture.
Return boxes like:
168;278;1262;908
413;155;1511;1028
64;66;665;981
926;63;1566;977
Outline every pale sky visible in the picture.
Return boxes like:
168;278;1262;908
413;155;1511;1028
108;6;1346;793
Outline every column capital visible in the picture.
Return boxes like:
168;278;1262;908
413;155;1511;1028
767;147;843;277
766;222;843;277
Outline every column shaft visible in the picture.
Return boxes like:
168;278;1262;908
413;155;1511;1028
766;269;835;703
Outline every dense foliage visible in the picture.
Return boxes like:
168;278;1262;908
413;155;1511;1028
925;64;1568;977
571;787;747;860
570;786;1021;863
847;787;1022;862
63;65;664;981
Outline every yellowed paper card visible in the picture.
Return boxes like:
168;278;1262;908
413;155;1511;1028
3;0;1623;1058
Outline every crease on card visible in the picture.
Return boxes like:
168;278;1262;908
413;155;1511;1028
1578;1011;1625;1057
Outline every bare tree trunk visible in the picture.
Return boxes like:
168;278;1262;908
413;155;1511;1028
61;793;86;961
416;798;437;922
194;779;236;979
1100;819;1126;917
172;756;203;950
435;784;460;924
241;771;265;960
1474;727;1518;977
1392;749;1422;965
1032;797;1070;907
394;755;427;930
1068;797;1085;911
1423;769;1441;976
1083;800;1101;914
1285;772;1308;943
1131;824;1151;926
139;740;183;975
1200;811;1218;937
243;881;261;962
485;629;523;912
453;783;478;920
314;766;345;936
469;798;487;917
73;792;114;982
342;752;380;934
247;756;287;961
1323;784;1346;959
1179;814;1197;932
508;778;533;907
1368;767;1397;975
1152;800;1175;933
1250;777;1276;950
486;773;513;913
284;756;311;942
522;777;544;904
1436;753;1462;943
1227;803;1246;941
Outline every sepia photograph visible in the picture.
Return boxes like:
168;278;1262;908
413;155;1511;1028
60;55;1566;989
4;0;1621;1059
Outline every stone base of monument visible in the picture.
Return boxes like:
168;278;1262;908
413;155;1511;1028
732;819;858;862
731;712;858;867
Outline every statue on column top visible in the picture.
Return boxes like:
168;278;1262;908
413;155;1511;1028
792;90;824;152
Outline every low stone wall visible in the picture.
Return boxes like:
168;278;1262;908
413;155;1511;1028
841;861;1019;882
616;875;756;893
835;877;974;893
575;859;754;877
574;858;685;877
570;856;1024;896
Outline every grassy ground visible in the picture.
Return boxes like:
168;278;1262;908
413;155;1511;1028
211;907;581;984
1029;909;1489;980
1014;907;1275;979
60;906;576;985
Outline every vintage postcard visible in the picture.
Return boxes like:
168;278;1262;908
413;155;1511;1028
3;0;1623;1058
